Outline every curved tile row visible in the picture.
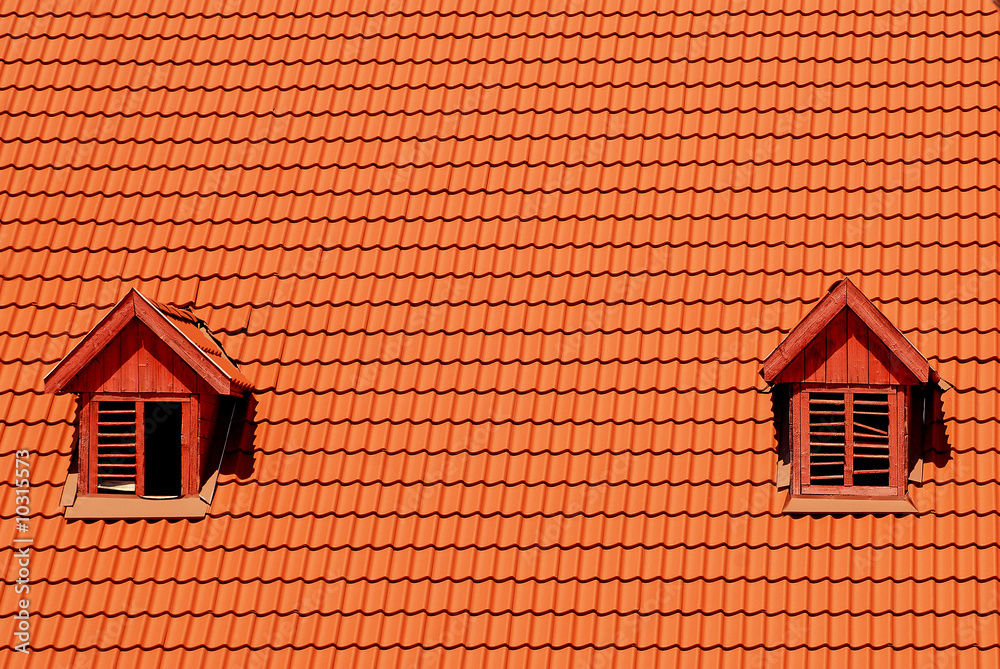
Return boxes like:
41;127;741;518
2;39;997;70
2;166;998;196
5;219;999;252
7;82;1000;116
6;149;1000;172
0;5;990;19
10;477;1000;524
3;18;997;41
7;323;1000;353
5;194;1000;224
5;252;1000;283
5;197;1000;225
16;518;1000;552
19;542;1000;585
11;575;1000;617
3;609;999;653
4;109;1000;145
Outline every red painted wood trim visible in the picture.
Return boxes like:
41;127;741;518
762;281;848;382
133;294;233;395
46;287;243;396
844;388;855;486
795;385;907;499
844;287;929;383
888;351;920;386
187;398;199;496
892;388;904;496
893;387;907;493
82;393;199;502
136;402;146;497
90;393;191;402
80;394;92;494
775;348;803;384
791;384;803;496
762;278;931;384
44;292;137;393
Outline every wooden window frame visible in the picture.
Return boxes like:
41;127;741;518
791;383;908;499
80;393;198;498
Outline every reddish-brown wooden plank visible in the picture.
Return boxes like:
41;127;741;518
847;310;869;384
71;359;94;395
164;337;177;393
888;351;920;385
761;280;849;382
147;332;163;392
791;385;803;495
199;376;213;395
153;327;203;394
137;320;187;393
90;342;106;393
149;332;171;393
147;333;162;394
80;394;92;494
136;402;145;497
119;320;139;393
137;324;155;394
824;308;849;384
187;398;199;495
95;338;109;393
801;334;826;383
763;277;933;385
107;328;125;394
868;333;892;385
845;286;929;383
844;388;855;486
775;349;803;384
173;355;199;394
171;353;185;393
893;387;906;493
134;295;233;394
91;358;102;391
43;292;136;393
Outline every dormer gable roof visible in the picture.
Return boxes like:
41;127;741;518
761;278;936;385
43;288;251;396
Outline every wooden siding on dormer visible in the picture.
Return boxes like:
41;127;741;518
63;320;216;396
775;308;920;386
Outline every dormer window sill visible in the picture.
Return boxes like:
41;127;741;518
782;493;918;515
60;471;219;520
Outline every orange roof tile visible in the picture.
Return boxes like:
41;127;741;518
5;1;1000;667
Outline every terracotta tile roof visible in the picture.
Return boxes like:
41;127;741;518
4;1;1000;666
145;294;253;389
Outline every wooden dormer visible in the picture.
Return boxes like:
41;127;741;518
762;278;933;387
761;278;938;513
44;288;252;519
